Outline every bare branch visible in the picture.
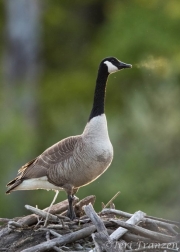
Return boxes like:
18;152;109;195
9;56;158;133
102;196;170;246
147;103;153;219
102;192;120;209
110;210;146;240
111;219;175;242
25;205;60;223
17;197;79;227
101;208;177;230
0;196;178;251
84;204;124;252
21;225;96;252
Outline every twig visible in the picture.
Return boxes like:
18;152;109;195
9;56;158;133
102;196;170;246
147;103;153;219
46;230;50;241
21;224;96;252
61;195;95;217
0;218;12;223
0;226;10;239
34;217;44;229
83;204;108;234
101;208;133;218
38;227;62;238
101;208;177;230
109;202;115;209
44;190;59;227
1;195;179;252
111;219;175;243
92;233;103;252
102;202;105;209
45;229;63;252
17;197;79;227
83;204;110;252
74;195;96;217
84;204;124;252
52;247;64;252
146;214;180;226
110;210;146;240
8;221;23;228
25;205;60;223
102;192;120;209
8;221;23;231
122;232;153;243
49;230;62;238
44;196;79;214
47;224;69;229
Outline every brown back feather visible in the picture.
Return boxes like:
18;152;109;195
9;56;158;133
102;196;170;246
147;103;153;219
6;135;81;192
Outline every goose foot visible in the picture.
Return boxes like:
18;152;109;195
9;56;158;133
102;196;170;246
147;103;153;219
67;194;76;220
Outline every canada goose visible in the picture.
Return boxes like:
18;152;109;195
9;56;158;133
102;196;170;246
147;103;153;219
6;57;132;220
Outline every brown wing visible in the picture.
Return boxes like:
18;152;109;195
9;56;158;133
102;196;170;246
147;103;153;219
6;135;81;193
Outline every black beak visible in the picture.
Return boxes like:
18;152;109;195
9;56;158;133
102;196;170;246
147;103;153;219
118;61;132;69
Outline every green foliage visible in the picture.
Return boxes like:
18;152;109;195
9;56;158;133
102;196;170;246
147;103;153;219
0;0;180;219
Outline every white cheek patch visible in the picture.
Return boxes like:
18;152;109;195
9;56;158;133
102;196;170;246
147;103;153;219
104;61;118;74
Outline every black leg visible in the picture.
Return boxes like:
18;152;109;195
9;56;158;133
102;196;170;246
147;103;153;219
67;194;76;220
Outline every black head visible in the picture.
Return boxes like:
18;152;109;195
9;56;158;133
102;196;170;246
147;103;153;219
101;57;132;74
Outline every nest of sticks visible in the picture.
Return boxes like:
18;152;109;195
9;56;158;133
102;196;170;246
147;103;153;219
0;194;179;252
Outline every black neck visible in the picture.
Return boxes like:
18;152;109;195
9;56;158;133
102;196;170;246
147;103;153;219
88;64;109;121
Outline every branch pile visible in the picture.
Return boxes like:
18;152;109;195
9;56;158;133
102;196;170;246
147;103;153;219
0;195;179;252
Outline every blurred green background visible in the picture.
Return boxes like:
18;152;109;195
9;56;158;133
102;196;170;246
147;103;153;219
0;0;180;220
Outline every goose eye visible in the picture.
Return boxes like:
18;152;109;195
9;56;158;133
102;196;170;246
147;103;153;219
111;59;116;64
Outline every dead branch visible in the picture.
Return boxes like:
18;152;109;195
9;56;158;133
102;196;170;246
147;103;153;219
84;203;124;252
102;191;120;209
111;219;176;243
25;205;61;223
101;208;178;230
74;195;96;217
0;195;179;251
17;196;79;227
110;210;146;240
21;225;96;252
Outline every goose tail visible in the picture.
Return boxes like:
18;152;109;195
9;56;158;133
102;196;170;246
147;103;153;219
6;158;36;194
6;178;22;194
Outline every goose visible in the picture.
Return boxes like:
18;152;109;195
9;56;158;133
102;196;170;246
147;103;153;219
6;57;132;220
